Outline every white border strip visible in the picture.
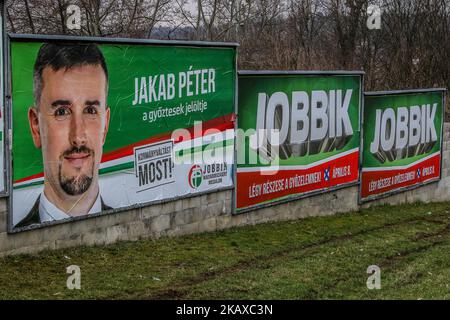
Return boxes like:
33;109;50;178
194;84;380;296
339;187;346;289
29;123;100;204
14;176;43;187
100;155;134;170
237;148;359;173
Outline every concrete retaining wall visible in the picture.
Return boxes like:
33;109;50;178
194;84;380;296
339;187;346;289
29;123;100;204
1;123;450;256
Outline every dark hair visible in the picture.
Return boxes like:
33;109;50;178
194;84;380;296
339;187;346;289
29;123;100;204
33;42;108;107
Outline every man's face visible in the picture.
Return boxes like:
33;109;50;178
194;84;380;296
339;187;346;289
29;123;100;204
28;65;110;198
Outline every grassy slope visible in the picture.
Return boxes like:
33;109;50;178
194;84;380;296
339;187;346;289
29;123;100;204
0;201;449;300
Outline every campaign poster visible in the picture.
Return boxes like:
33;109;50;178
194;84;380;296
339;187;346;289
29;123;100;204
9;35;236;230
235;72;362;213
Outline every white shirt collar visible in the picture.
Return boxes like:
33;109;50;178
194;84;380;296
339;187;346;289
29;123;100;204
39;191;102;223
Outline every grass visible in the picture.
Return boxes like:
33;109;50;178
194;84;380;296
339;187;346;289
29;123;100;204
0;201;449;299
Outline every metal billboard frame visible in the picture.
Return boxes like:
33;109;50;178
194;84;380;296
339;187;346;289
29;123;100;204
233;70;365;215
358;88;447;204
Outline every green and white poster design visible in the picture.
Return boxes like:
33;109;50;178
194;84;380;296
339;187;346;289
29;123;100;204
10;37;236;229
236;73;362;212
360;90;444;202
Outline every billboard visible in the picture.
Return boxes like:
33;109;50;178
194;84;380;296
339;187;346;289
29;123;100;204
360;89;446;203
0;2;5;195
235;71;363;213
8;35;236;231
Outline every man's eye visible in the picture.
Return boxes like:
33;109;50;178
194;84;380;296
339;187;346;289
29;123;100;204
54;108;70;117
85;106;98;115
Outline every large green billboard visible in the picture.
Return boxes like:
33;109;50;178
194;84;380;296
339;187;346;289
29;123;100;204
236;72;362;213
360;89;445;202
9;35;236;231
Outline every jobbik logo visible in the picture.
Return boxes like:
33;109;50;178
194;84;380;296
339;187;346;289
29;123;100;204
188;163;228;189
369;104;438;163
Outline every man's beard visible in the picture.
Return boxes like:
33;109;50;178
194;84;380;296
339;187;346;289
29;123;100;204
58;146;95;196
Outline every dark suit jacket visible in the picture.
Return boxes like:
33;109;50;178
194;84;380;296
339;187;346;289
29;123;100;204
15;195;112;228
